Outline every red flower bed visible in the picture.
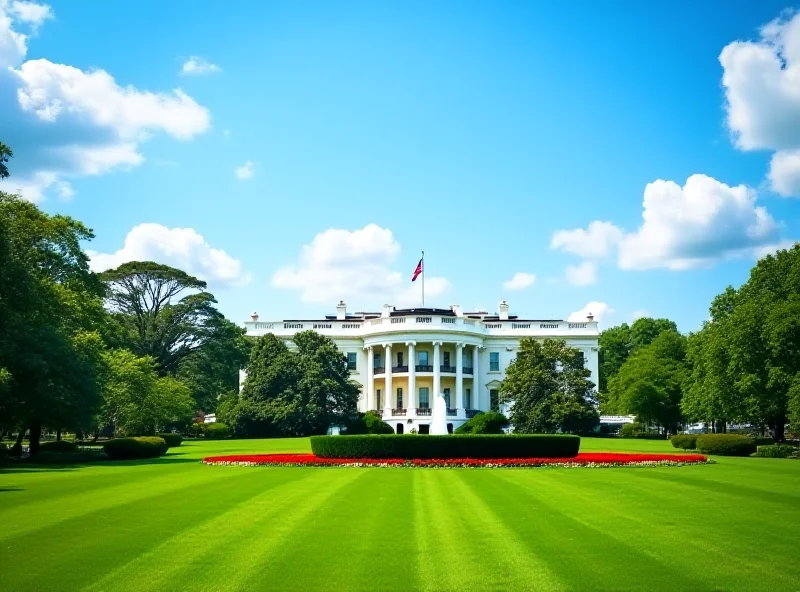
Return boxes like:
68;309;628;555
203;452;710;468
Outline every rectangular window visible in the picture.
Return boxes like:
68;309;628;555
489;352;500;371
490;389;499;412
347;352;357;370
377;389;382;409
397;351;404;366
443;352;450;367
396;388;403;409
465;388;471;409
418;351;429;366
419;387;430;408
444;387;451;408
374;354;382;369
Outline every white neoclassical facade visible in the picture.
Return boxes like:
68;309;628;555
240;301;600;434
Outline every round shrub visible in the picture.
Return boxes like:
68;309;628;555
455;412;508;434
156;432;182;448
204;422;230;439
310;434;580;459
619;422;643;438
670;434;698;450
695;434;756;456
754;444;799;458
364;412;394;434
39;440;78;453
103;437;168;460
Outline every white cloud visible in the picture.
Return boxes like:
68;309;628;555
550;221;623;259
564;261;597;286
753;239;798;260
7;1;51;28
87;223;251;288
180;56;221;76
720;11;800;196
503;272;536;291
0;0;30;67
568;301;614;328
272;224;451;305
234;160;254;180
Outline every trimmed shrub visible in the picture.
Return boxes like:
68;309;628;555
455;412;508;434
364;411;394;434
39;440;78;453
103;437;168;460
753;437;776;447
156;433;183;448
754;444;799;458
310;434;580;459
695;434;756;456
670;434;698;450
619;422;643;437
204;422;230;439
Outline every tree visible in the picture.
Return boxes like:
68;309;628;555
100;262;228;375
227;331;361;437
500;338;599;434
0;142;12;179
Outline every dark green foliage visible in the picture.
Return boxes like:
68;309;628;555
670;434;698;450
754;444;799;458
344;411;394;434
310;434;581;459
39;440;78;453
633;433;667;440
203;422;230;439
619;422;644;437
103;436;168;459
156;433;182;447
455;412;508;434
695;434;756;456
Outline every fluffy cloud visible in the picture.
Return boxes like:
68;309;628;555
0;4;211;202
180;56;221;76
272;224;451;305
752;239;798;260
551;221;622;259
503;272;536;291
87;223;251;288
564;261;597;286
552;174;781;271
568;301;614;327
235;161;254;180
720;12;800;196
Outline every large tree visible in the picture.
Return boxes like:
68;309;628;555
500;338;599;434
0;142;12;179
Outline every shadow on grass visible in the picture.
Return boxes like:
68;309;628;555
0;487;24;492
0;454;200;473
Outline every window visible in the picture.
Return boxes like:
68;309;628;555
396;388;403;409
418;351;429;366
490;389;499;412
374;354;382;369
397;351;404;366
419;387;430;408
377;389;382;409
444;388;451;408
465;388;471;409
443;352;450;367
347;352;357;370
489;352;500;371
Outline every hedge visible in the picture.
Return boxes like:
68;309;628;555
204;422;230;439
754;444;799;458
156;433;183;447
695;434;756;456
310;434;580;459
103;437;168;460
454;412;508;434
670;434;698;450
39;440;78;453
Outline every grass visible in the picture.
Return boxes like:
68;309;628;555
1;437;799;591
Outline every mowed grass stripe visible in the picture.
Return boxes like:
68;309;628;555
82;468;353;592
243;470;418;591
413;470;564;591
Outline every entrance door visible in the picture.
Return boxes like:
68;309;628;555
396;423;404;435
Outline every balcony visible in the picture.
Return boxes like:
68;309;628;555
416;407;432;416
446;408;457;416
465;409;480;418
392;365;409;373
391;408;406;416
440;365;457;374
374;366;385;375
415;364;433;372
462;367;473;375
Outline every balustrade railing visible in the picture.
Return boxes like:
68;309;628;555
391;408;406;416
374;366;385;375
465;409;480;418
446;408;457;416
392;365;409;373
415;364;433;372
440;365;456;373
416;408;432;416
462;367;473;375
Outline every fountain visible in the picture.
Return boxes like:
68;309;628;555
430;394;449;435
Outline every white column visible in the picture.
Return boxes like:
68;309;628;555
384;344;393;415
456;343;464;417
473;345;481;410
407;342;416;417
366;346;374;411
433;342;441;402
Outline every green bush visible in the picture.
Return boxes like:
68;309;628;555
39;440;78;453
364;412;394;434
754;444;799;458
310;434;580;459
670;434;698;450
695;434;756;456
204;422;230;439
156;432;182;447
753;437;776;446
455;412;508;434
103;437;168;460
619;422;643;437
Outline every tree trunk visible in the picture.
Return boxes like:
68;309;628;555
28;422;42;455
773;418;786;442
56;430;62;441
11;428;26;455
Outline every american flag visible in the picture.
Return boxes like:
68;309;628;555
411;258;423;282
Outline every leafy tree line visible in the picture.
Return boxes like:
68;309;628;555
0;142;249;452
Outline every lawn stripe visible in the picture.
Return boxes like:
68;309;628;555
413;469;565;591
81;469;359;592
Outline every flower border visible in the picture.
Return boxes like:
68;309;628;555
202;452;711;468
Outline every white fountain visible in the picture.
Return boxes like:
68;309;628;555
430;394;449;435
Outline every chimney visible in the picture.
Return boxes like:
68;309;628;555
336;300;346;320
250;312;259;322
382;304;393;318
587;312;594;322
451;304;463;317
498;300;509;320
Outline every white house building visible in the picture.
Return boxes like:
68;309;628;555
240;301;600;434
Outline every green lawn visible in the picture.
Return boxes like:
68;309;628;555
2;438;799;591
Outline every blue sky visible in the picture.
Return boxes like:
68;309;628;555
2;0;799;331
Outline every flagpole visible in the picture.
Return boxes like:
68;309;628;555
421;250;425;307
